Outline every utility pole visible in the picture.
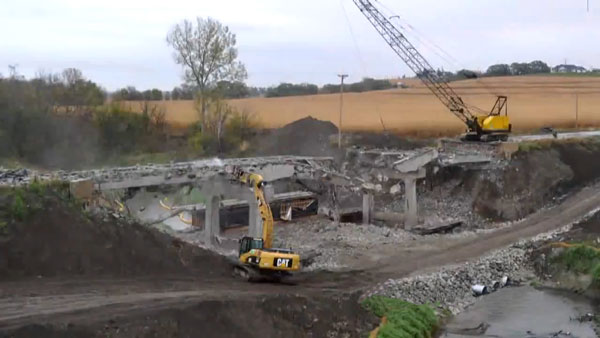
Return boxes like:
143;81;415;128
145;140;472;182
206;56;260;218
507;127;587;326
575;93;580;128
337;74;348;149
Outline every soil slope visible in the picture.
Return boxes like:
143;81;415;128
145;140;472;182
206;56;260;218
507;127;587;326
0;189;230;280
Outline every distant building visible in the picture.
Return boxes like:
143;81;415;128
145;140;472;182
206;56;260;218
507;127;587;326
552;64;588;73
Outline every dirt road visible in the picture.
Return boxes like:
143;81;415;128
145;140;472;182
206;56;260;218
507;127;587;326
2;184;600;334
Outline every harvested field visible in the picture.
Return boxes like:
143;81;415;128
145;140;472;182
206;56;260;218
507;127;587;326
121;76;600;137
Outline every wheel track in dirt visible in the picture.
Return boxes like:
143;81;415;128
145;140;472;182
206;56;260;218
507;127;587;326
2;184;600;331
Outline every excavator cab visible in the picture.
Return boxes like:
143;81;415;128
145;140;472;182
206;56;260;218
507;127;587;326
238;236;263;257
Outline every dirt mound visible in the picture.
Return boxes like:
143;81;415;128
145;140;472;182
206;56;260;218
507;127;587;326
257;116;339;157
4;294;377;338
438;139;600;222
0;189;230;280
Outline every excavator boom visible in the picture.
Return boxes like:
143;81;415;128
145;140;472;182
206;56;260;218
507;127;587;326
230;167;274;248
228;166;300;282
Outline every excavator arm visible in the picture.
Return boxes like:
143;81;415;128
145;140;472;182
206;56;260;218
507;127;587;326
230;166;274;249
227;166;300;282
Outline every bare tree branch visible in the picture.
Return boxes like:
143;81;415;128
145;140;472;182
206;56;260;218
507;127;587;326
166;17;247;127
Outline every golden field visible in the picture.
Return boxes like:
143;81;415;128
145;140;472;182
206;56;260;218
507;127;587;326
122;76;600;137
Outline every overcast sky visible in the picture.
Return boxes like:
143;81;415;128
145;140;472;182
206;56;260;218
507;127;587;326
1;0;599;91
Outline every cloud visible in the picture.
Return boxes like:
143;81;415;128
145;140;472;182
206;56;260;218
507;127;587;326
1;0;599;90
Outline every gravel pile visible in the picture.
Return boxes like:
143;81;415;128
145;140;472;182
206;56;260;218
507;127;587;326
365;244;532;314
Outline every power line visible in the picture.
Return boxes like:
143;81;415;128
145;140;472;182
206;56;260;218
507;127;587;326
337;74;348;149
373;0;503;101
340;0;368;78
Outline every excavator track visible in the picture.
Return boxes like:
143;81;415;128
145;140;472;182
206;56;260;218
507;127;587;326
233;264;261;283
233;263;292;284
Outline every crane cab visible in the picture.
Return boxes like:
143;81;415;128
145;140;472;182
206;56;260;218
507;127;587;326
465;96;511;142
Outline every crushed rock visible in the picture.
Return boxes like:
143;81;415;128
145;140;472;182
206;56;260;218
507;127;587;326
364;245;532;315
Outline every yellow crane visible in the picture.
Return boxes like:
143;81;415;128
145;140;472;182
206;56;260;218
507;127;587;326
228;166;301;282
353;0;511;141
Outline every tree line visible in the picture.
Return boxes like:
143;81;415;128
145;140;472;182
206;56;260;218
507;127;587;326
112;77;395;101
112;81;267;101
113;60;600;103
0;68;169;169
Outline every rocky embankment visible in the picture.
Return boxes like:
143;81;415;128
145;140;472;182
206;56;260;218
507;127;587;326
365;244;532;314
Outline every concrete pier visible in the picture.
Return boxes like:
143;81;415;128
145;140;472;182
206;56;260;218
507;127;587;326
204;195;221;246
362;193;374;225
400;167;426;229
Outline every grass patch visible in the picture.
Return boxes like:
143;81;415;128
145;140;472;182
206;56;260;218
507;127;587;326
362;296;438;338
517;137;600;154
518;140;554;153
2;182;71;223
529;280;542;288
9;189;28;221
28;179;46;196
553;244;600;285
0;220;8;235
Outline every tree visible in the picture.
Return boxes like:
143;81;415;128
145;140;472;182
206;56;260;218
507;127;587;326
455;69;480;80
486;64;511;77
57;68;104;112
151;89;163;100
166;17;247;125
265;83;318;97
62;68;83;86
216;80;249;98
510;62;530;75
528;60;550;74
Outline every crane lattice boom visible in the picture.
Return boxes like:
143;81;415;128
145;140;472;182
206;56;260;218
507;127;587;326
352;0;476;126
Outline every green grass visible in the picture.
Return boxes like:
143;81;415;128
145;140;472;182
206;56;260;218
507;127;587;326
0;220;8;235
28;179;46;196
362;296;438;338
553;244;600;285
517;137;600;154
529;280;542;288
2;182;70;224
0;158;25;169
517;140;554;153
9;189;27;221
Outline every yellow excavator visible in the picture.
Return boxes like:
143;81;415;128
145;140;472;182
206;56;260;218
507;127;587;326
228;166;301;282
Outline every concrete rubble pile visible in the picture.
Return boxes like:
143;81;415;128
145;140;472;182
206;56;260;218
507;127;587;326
274;219;414;271
0;156;336;189
0;168;31;185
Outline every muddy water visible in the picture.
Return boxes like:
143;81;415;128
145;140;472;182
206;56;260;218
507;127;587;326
443;286;596;338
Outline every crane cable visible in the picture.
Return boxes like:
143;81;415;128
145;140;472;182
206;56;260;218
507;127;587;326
373;0;504;101
340;0;369;79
